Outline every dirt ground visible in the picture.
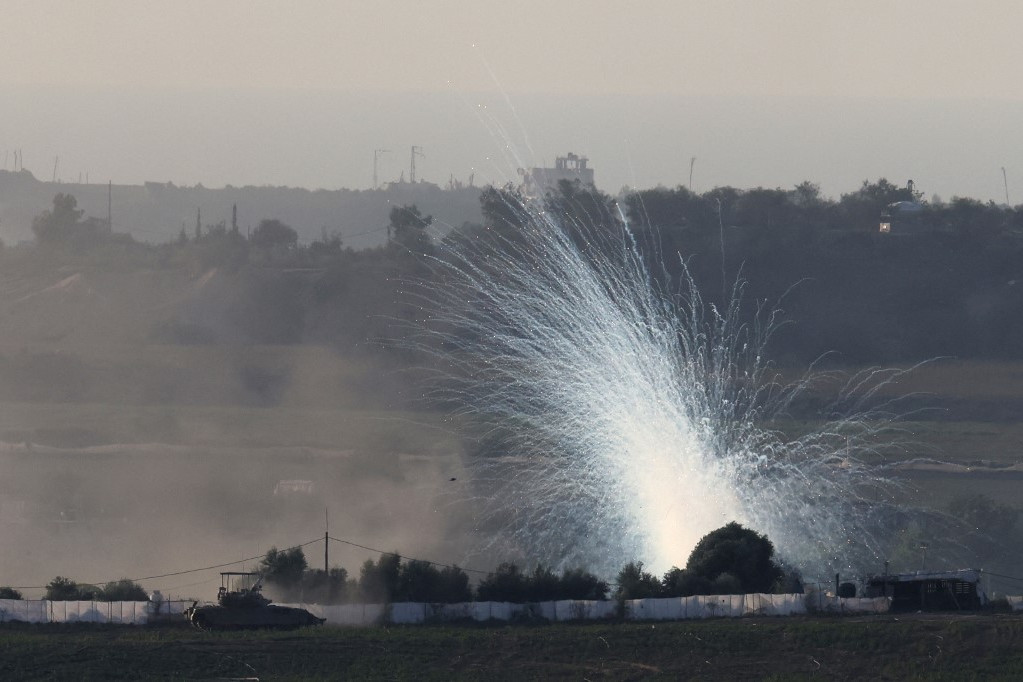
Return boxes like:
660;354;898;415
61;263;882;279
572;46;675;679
2;612;1022;681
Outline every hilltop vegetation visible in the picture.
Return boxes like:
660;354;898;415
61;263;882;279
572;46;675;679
5;176;1023;369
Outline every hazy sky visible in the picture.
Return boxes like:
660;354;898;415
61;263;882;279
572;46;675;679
3;0;1023;200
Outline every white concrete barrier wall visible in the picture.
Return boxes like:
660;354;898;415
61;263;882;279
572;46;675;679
810;596;891;614
0;599;47;623
0;593;891;626
390;602;428;624
0;600;156;624
743;593;807;617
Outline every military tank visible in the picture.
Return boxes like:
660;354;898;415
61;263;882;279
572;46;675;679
185;572;325;630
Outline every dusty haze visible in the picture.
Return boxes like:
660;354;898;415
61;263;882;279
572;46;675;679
2;0;1023;597
3;1;1023;203
0;259;475;599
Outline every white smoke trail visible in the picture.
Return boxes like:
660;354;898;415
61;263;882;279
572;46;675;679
416;191;913;577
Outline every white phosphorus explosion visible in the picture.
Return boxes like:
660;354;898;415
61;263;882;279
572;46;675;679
418;192;916;578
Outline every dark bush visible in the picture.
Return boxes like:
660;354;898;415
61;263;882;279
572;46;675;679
261;547;308;590
358;554;401;603
300;567;351;605
556;568;609;600
524;565;561;602
683;522;783;595
44;576;100;601
101;579;148;601
614;561;662;599
476;563;528;603
661;567;713;597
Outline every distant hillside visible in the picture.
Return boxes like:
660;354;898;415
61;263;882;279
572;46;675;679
0;169;482;248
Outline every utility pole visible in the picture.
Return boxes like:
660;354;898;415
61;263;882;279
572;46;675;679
373;149;391;189
52;156;59;183
107;181;112;230
410;145;424;183
1003;167;1010;206
324;509;329;574
689;156;696;191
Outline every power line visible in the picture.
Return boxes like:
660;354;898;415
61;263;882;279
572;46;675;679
980;569;1023;584
6;536;492;592
327;535;489;575
7;538;322;591
340;223;390;239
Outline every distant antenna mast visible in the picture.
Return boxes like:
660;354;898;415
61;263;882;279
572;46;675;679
52;156;59;183
373;149;391;189
689;156;696;191
410;145;424;183
1003;167;1010;206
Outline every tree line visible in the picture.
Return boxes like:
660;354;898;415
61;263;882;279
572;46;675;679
10;178;1023;365
0;523;795;604
251;522;794;605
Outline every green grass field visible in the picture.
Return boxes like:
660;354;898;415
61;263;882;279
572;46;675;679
2;615;1023;681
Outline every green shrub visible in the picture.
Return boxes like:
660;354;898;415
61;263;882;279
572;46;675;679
101;579;148;601
0;586;22;600
44;576;101;601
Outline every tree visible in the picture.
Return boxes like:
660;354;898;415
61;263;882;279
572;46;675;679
434;565;473;603
0;586;22;600
44;576;100;601
791;180;825;208
395;560;441;602
300;567;351;605
661;567;713;597
45;576;79;600
388;204;433;255
614;561;662;599
32;193;84;244
309;227;344;259
683;522;783;594
101;579;148;601
358;553;401;603
250;218;298;250
260;546;308;591
524;565;561;602
556;568;609;601
479;185;527;233
476;562;528;602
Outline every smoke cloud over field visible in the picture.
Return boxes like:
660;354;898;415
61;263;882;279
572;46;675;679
0;256;472;599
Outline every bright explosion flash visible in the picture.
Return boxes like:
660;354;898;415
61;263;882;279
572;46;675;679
418;193;915;578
